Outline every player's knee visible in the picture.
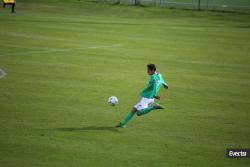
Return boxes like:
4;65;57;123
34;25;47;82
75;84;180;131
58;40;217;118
132;107;137;112
132;108;139;116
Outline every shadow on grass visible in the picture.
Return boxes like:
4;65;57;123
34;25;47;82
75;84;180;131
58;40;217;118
57;126;121;133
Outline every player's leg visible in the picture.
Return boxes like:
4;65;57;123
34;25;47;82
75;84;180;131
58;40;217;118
116;98;145;128
137;103;165;116
116;108;137;128
11;3;15;13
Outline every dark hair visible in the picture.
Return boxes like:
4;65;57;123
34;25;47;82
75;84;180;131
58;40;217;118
147;64;156;71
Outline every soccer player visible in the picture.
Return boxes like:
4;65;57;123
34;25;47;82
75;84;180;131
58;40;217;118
116;64;168;128
3;0;16;13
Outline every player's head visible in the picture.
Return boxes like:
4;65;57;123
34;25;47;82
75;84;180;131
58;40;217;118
147;64;156;75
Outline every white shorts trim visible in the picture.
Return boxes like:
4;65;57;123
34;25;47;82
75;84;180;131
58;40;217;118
134;97;154;111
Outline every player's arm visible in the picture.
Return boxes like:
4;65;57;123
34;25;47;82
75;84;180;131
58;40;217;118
161;75;169;89
150;77;159;99
154;95;161;99
155;83;168;99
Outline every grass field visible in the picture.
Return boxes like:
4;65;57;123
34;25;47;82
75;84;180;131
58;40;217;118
0;0;250;166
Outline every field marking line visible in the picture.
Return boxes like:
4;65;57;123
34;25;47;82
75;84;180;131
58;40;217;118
0;44;122;57
0;32;77;43
1;32;119;48
0;69;6;79
171;59;250;70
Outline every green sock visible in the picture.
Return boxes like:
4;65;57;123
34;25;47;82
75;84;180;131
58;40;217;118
120;111;135;126
137;106;155;116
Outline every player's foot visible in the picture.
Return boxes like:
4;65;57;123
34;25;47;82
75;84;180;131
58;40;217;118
115;123;126;128
153;103;165;109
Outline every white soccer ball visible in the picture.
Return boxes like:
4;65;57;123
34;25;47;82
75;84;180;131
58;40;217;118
108;96;118;106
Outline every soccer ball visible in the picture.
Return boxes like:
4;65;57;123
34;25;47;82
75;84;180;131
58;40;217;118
108;96;118;106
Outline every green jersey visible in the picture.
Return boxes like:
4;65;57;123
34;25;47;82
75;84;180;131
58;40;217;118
140;73;168;99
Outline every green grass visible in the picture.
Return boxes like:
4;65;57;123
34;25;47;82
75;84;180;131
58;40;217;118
0;1;250;166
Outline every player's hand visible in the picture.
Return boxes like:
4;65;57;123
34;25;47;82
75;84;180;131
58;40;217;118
154;95;161;100
164;85;168;89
